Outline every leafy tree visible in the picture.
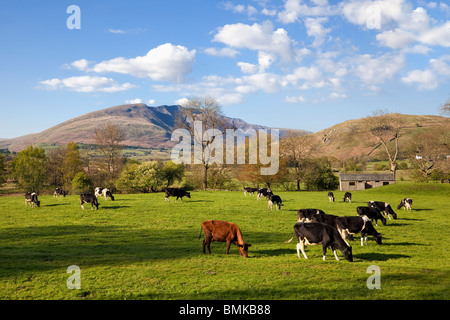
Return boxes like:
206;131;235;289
0;154;6;187
162;161;185;188
71;172;93;193
10;146;47;192
62;142;84;188
302;157;339;191
117;161;165;193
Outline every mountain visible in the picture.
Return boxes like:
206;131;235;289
0;104;310;152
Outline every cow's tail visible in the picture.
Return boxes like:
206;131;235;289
198;226;203;240
285;234;295;244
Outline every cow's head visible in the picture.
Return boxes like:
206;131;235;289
374;233;382;245
387;206;397;219
35;200;41;207
237;243;251;258
342;246;353;262
186;192;191;198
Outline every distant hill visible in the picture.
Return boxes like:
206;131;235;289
305;113;449;160
0;104;310;152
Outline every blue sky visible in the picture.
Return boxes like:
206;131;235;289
0;0;449;139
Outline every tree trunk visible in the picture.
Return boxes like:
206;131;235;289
203;165;208;190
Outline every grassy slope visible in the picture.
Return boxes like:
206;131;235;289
0;182;448;300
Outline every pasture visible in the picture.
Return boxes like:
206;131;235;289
0;182;448;300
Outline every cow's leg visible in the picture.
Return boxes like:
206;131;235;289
339;229;351;246
333;249;340;261
226;240;231;255
297;240;308;259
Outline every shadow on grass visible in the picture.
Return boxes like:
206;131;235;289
354;253;410;261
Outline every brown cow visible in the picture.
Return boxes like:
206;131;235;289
198;220;251;258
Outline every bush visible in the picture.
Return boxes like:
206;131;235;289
71;172;93;193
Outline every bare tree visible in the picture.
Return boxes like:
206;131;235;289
281;131;316;191
176;96;227;190
93;122;126;184
440;98;450;115
363;110;404;178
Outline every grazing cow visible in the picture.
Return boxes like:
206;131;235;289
368;201;397;220
328;192;335;202
336;216;382;246
198;220;251;258
290;222;353;262
244;187;258;196
297;208;326;222
257;188;273;200
80;193;99;210
95;187;115;201
397;198;413;211
343;192;352;202
268;194;282;210
165;187;191;202
53;188;66;198
357;206;387;226
25;192;40;208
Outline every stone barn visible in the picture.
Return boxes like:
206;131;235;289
339;173;395;191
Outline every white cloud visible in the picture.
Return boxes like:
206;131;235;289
147;99;156;105
108;29;126;34
284;95;306;103
92;43;196;83
125;98;143;104
222;2;258;16
278;0;336;23
237;62;259;74
352;53;405;86
213;21;293;63
204;47;240;58
175;97;189;106
341;0;405;28
304;17;331;47
40;76;136;93
419;21;450;47
401;69;438;89
70;59;90;71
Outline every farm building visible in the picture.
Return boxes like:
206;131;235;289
339;173;395;191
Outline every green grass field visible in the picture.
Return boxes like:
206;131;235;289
0;182;449;300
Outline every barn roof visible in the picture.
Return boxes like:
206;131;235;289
339;173;395;181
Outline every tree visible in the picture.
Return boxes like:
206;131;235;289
72;172;93;193
362;110;403;178
162;161;185;188
93;122;126;184
406;128;450;180
62;142;84;188
302;157;339;191
117;161;165;193
281;131;316;191
176;96;227;190
440;98;450;115
10;146;47;192
0;154;6;187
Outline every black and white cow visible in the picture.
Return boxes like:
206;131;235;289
328;192;335;202
80;193;99;210
297;208;326;222
165;187;191;202
343;192;352;202
95;187;115;201
257;188;273;200
53;188;66;198
368;201;397;220
336;216;382;246
268;194;282;210
244;187;258;196
357;206;387;226
25;192;40;208
291;222;353;262
397;198;413;211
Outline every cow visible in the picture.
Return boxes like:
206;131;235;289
25;192;40;208
289;222;353;262
165;187;191;202
328;192;335;202
53;188;66;198
244;187;258;196
257;188;273;200
397;198;413;211
357;206;387;226
336;216;382;246
95;187;115;201
297;208;326;222
368;201;397;220
268;194;282;210
343;192;352;202
198;220;251;258
80;193;99;210
310;213;354;242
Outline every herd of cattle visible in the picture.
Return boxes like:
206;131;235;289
24;186;413;263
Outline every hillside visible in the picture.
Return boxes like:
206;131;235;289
306;113;449;160
0;104;310;152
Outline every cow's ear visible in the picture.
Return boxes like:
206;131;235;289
247;244;252;247
237;244;243;248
